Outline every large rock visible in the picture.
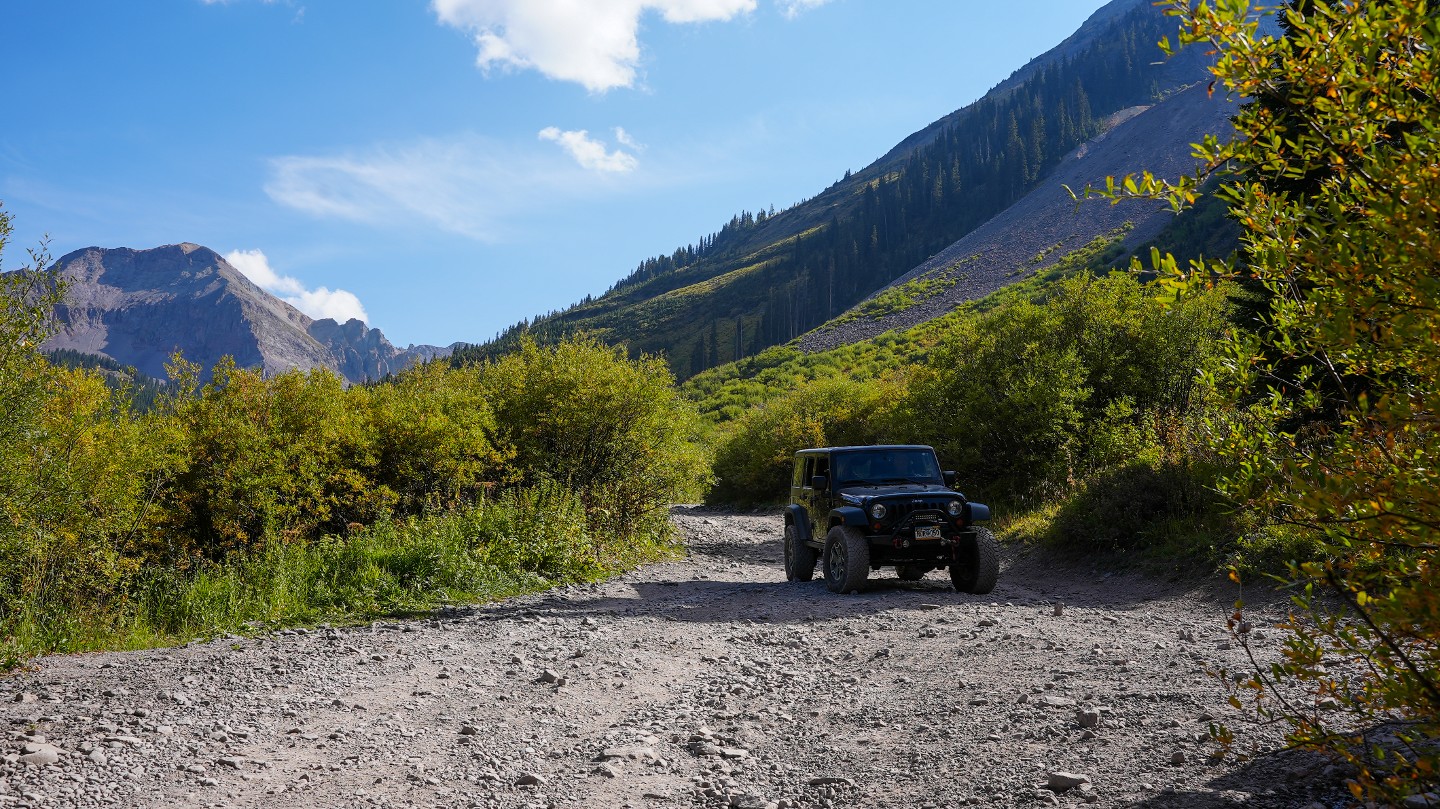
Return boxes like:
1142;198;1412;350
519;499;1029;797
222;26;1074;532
19;747;60;766
1047;772;1091;792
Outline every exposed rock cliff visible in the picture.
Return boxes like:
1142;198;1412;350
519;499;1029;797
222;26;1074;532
39;243;449;384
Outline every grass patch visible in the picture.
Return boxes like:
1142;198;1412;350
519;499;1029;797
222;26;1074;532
1;486;678;668
830;275;960;325
989;456;1240;576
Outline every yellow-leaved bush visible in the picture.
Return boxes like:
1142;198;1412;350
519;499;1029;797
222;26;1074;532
1096;1;1440;800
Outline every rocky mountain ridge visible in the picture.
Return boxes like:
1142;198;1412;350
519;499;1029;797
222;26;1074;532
37;243;450;384
798;81;1236;353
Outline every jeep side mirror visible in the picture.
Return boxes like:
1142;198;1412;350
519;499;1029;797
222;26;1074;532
943;470;956;487
811;474;829;491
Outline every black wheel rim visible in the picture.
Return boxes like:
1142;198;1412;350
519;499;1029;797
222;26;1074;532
827;538;846;584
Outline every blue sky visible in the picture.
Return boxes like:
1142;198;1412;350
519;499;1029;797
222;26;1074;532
2;0;1112;348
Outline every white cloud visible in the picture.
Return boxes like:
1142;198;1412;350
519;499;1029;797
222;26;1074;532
286;287;369;323
430;0;756;92
226;248;370;323
264;134;639;240
776;0;829;19
226;248;303;295
538;127;639;173
614;127;644;151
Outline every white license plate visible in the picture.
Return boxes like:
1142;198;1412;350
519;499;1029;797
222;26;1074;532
914;526;941;540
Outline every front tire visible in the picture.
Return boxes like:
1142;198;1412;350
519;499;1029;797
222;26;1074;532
950;527;1000;594
784;523;816;582
823;525;870;594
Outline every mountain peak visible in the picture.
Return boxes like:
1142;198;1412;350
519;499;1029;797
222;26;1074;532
34;244;448;383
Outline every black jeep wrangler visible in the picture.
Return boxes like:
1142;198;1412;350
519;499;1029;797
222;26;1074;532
783;445;999;595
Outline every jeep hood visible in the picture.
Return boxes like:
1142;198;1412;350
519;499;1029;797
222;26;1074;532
837;484;958;500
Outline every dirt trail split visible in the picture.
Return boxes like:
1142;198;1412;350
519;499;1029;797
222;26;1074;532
3;508;1345;809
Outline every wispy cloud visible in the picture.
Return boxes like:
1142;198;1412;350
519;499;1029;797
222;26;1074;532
430;0;757;92
538;127;639;173
226;248;369;323
776;0;830;19
614;127;644;151
263;134;640;241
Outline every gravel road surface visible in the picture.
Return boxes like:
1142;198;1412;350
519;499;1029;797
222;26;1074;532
2;508;1345;809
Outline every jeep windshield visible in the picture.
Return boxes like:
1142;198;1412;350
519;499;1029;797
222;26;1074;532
832;449;943;487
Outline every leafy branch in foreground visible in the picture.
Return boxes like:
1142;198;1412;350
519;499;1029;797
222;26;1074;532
1089;0;1440;801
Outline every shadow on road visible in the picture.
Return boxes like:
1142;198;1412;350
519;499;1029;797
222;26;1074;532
470;575;972;627
445;507;1287;631
1119;747;1342;808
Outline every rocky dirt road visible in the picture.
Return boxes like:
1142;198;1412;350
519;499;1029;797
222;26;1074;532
3;508;1342;809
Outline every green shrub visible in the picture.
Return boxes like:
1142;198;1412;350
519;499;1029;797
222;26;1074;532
360;360;508;514
0;216;170;631
156;358;379;559
900;273;1229;504
901;299;1088;503
4;485;616;661
125;490;592;638
1116;5;1440;799
479;335;709;547
707;374;908;505
1046;457;1228;559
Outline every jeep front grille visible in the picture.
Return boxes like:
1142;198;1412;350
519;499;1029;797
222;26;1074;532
888;499;951;525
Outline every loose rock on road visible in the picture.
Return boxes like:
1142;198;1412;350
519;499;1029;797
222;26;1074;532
3;508;1343;808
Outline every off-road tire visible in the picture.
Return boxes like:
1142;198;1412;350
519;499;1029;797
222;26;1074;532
950;527;1000;594
895;565;929;581
784;523;817;582
823;525;870;594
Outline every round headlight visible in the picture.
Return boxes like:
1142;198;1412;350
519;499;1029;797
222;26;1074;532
869;503;887;520
946;500;964;517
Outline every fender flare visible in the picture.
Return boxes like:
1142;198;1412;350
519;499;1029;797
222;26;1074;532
829;506;868;529
964;501;991;523
784;504;813;544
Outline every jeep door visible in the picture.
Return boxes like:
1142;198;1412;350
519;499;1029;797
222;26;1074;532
798;453;831;539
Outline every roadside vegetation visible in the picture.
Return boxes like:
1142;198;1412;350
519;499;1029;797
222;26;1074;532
696;227;1242;568
0;227;707;668
1110;1;1439;802
701;260;1240;569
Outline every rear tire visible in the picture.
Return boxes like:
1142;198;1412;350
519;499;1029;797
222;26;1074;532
950;527;1000;595
823;525;870;594
784;523;816;582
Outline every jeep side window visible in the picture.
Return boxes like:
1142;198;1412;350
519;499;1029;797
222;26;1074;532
814;457;829;483
801;457;815;488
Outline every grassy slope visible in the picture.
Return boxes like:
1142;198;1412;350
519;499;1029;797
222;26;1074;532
681;233;1132;424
